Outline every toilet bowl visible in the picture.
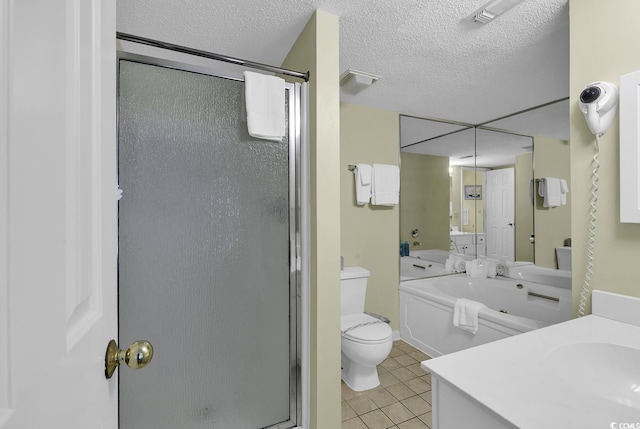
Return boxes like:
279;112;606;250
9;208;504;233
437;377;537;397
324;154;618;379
340;267;393;391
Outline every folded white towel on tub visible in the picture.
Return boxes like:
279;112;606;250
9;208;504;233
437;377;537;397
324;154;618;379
445;255;467;273
453;298;487;334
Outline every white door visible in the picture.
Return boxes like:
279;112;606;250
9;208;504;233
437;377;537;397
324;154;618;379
2;1;118;428
485;168;515;262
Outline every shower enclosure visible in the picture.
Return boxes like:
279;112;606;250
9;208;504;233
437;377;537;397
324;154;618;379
117;54;304;428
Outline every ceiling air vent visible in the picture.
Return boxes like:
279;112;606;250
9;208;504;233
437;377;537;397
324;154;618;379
474;10;496;23
467;0;524;24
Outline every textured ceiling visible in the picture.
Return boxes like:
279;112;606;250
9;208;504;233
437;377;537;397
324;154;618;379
117;0;569;135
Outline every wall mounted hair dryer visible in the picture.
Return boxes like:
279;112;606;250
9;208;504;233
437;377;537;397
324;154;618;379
578;81;618;136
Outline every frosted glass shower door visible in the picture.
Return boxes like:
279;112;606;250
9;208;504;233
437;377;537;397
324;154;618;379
117;60;297;429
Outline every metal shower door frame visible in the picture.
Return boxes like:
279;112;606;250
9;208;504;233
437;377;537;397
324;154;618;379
115;50;306;429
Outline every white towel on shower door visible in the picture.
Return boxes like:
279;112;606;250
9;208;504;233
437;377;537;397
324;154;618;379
243;71;285;141
453;298;487;334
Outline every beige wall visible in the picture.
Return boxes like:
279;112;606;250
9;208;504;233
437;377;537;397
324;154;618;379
400;152;450;253
570;0;640;315
515;152;534;262
282;10;341;429
533;136;571;269
340;103;400;329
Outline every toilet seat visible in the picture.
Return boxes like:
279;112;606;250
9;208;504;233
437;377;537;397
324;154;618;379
341;313;392;345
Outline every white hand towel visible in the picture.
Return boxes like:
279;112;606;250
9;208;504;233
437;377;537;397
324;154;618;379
354;164;372;205
560;179;569;205
243;71;285;141
453;298;487;334
538;177;563;208
371;163;400;206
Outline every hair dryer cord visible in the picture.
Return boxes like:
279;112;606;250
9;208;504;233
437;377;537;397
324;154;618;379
578;135;600;317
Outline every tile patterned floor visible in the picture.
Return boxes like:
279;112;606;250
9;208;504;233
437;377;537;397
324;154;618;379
341;340;433;429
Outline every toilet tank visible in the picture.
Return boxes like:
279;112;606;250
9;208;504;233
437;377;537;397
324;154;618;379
556;246;572;271
340;267;370;316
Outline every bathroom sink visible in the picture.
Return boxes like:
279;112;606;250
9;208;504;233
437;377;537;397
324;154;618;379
545;342;640;408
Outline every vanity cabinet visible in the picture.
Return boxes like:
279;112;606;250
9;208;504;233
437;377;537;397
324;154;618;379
450;233;486;257
430;377;514;429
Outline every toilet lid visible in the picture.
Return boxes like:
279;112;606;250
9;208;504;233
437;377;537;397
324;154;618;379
341;314;392;344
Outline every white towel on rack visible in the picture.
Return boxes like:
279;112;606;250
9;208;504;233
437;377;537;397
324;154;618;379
354;164;373;205
560;179;569;205
538;177;564;208
453;298;486;334
371;164;399;206
243;71;285;141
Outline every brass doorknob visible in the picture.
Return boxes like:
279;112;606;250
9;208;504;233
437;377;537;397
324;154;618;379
105;339;154;379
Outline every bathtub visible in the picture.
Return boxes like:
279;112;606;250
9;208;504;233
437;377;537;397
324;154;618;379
401;249;470;281
400;256;448;280
399;274;572;357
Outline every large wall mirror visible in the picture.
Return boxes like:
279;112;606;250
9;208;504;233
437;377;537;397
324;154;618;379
399;99;570;281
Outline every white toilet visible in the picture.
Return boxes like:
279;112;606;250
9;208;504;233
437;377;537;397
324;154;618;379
556;246;572;271
340;267;393;391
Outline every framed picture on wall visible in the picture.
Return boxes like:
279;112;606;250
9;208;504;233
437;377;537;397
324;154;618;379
464;185;482;200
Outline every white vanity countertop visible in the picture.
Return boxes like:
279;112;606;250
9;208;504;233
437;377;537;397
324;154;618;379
422;310;640;428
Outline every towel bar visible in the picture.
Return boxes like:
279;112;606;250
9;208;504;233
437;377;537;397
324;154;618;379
348;164;356;171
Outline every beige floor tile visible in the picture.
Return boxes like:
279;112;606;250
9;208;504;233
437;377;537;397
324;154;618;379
401;396;432;416
396;342;417;354
386;382;418;401
408;350;431;362
359;409;396;429
342;400;357;421
342;381;364;401
420;373;432;385
405;363;427;376
419;390;432;404
394;354;418;367
404;377;431;394
389;347;405;358
342;417;368;429
347;395;378;415
390;367;416;382
367;387;399;408
398;417;430;429
418;411;433;427
381;357;402;371
379;371;402;387
381;402;416;425
378;365;389;375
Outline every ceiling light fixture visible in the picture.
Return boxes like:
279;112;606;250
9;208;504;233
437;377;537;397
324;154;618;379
467;0;525;24
340;69;380;95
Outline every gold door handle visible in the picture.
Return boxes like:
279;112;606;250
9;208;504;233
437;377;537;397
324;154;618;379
105;339;154;379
